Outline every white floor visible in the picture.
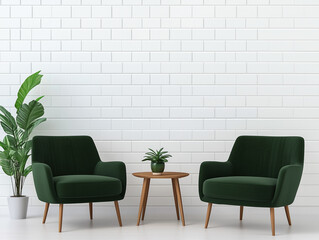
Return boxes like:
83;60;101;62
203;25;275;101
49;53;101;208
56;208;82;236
0;205;318;240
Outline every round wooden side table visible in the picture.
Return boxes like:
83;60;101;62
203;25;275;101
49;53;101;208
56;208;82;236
132;171;189;226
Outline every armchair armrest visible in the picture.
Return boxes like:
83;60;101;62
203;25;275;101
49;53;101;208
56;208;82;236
94;161;126;199
199;161;233;199
32;163;59;203
272;165;303;207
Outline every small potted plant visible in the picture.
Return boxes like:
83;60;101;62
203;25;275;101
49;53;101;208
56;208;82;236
0;71;46;219
142;148;172;175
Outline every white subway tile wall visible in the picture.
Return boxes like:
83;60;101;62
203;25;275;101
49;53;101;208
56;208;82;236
0;0;318;207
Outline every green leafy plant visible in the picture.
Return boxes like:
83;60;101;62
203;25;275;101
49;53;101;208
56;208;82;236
142;148;172;163
0;71;46;197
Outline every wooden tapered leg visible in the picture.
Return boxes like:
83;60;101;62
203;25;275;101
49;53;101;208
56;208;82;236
141;179;150;221
205;203;212;228
42;203;50;224
171;178;180;220
173;178;186;226
137;178;148;226
114;201;122;227
270;208;275;236
284;206;292;226
89;202;93;220
240;206;244;221
59;204;63;233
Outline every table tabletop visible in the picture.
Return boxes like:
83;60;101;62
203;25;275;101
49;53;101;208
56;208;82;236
132;171;189;179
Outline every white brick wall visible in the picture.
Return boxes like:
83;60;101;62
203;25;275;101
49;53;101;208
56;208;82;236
0;0;319;207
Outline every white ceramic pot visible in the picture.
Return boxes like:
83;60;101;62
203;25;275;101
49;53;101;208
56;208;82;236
7;196;29;219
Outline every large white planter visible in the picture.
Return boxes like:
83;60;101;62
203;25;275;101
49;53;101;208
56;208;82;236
7;196;29;219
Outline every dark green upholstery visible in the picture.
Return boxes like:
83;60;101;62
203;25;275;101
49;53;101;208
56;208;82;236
203;176;277;203
54;175;122;199
199;136;304;208
32;136;126;204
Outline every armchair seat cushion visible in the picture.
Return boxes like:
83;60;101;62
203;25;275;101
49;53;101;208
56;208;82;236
203;176;277;203
53;175;122;199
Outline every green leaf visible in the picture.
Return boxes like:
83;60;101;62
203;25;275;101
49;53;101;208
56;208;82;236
160;151;168;155
13;150;24;164
142;158;153;162
20;118;46;142
0;121;13;136
0;106;17;136
3;135;13;148
145;152;156;157
28;117;46;132
15;71;43;111
35;96;44;102
24;140;32;153
0;141;6;150
17;100;44;130
143;147;171;163
0;151;9;160
0;106;16;126
0;159;14;176
23;165;32;177
148;148;156;154
4;135;17;149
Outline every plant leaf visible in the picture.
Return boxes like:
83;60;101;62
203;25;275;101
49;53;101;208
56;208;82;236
0;141;6;150
15;71;43;111
0;159;14;176
145;152;156;157
0;106;17;136
148;148;156;154
20;118;46;142
0;121;13;136
35;96;44;102
17;100;44;130
23;165;32;177
4;135;17;149
24;140;32;153
143;147;171;163
142;158;153;161
27;117;46;133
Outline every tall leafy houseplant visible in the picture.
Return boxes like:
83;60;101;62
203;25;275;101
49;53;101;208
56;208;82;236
0;71;46;200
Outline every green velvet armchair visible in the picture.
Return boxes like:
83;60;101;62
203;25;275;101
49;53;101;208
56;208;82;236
199;136;304;236
32;136;126;232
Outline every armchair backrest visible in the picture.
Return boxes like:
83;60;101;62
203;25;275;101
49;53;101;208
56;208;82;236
32;136;101;176
228;136;304;178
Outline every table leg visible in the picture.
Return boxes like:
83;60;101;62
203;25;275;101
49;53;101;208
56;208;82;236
173;178;186;226
142;178;150;221
171;178;180;220
137;178;148;226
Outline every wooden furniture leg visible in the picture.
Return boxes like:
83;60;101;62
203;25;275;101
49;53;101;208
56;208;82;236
137;178;148;226
284;206;292;226
174;178;186;226
89;202;93;220
59;204;63;233
270;208;275;236
240;206;244;220
171;178;180;220
142;178;150;221
205;203;212;228
114;201;122;227
42;203;50;224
